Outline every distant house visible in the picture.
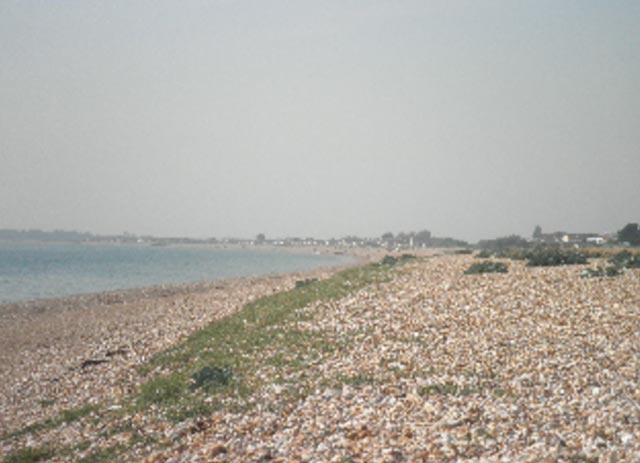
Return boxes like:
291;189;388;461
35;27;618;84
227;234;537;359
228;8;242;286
586;236;605;245
536;231;606;246
561;233;604;246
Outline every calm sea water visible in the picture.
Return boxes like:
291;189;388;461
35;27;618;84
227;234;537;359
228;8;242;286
0;242;353;304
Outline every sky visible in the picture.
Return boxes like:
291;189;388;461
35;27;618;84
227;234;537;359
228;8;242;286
1;1;639;242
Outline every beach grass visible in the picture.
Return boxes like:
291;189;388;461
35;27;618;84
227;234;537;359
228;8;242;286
133;262;394;421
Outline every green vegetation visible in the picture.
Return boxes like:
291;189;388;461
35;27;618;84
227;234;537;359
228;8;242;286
464;261;508;275
137;374;186;408
452;249;473;255
617;223;640;246
609;250;640;269
380;254;417;266
295;278;318;288
190;366;233;391
135;263;393;421
3;404;98;441
525;248;587;267
580;266;621;278
380;255;399;266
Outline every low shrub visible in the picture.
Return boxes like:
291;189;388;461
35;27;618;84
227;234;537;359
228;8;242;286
453;249;473;255
380;255;398;266
190;366;233;391
380;254;417;266
464;261;508;275
609;251;640;269
580;266;621;278
525;248;588;267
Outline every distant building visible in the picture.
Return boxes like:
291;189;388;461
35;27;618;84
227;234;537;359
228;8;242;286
536;231;606;246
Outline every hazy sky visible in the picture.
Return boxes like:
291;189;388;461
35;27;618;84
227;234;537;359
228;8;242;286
1;1;639;242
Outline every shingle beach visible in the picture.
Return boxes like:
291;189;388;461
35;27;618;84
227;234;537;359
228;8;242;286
2;254;640;462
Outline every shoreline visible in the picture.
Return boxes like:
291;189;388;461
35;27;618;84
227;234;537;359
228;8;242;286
0;243;380;309
0;245;439;435
0;251;371;434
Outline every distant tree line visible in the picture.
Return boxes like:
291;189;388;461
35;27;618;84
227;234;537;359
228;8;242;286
0;229;95;242
618;223;640;246
478;235;530;251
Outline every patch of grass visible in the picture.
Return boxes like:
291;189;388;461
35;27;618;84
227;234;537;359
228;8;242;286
464;261;508;275
3;404;98;441
59;405;98;424
3;446;54;463
134;263;393;421
137;374;186;407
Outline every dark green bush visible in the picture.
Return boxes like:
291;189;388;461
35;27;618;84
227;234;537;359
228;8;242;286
453;249;473;255
580;266;621;278
380;255;398;266
525;248;588;267
609;251;640;269
190;366;233;391
464;261;508;275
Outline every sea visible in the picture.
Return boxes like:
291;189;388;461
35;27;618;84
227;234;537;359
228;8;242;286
0;241;353;304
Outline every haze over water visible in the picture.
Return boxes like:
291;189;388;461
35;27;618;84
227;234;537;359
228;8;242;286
0;242;352;304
